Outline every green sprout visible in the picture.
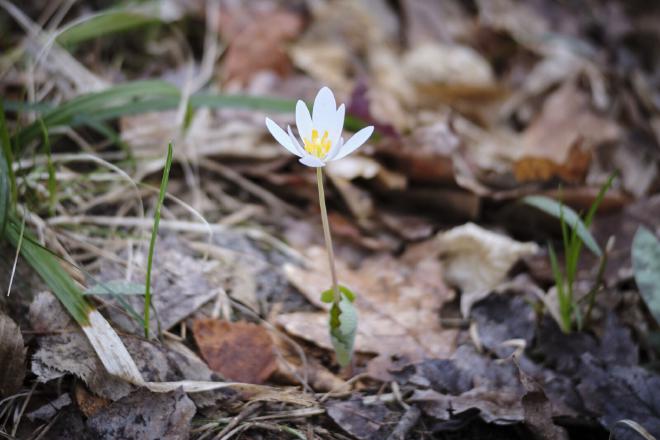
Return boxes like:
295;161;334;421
524;173;616;333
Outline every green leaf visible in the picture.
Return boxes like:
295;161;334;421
5;216;92;325
8;83;372;148
338;285;356;302
523;195;602;257
14;80;181;147
583;172;617;228
57;11;158;47
143;142;173;338
321;285;357;303
632;227;660;325
320;289;334;303
85;281;146;296
328;291;358;367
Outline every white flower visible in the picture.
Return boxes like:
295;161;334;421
265;87;374;167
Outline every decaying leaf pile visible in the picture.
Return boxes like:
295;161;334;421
1;0;660;439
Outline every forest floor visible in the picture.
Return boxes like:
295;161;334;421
1;1;660;439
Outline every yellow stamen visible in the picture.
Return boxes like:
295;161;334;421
303;129;332;159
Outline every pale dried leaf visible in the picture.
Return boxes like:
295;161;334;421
435;223;538;316
279;247;457;362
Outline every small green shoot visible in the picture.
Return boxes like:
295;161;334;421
523;173;616;332
143;142;174;339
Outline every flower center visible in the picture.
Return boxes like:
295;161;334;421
303;129;332;159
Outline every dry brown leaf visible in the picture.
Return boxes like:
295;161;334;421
411;387;524;424
29;291;74;333
401;0;473;45
98;237;221;335
192;319;277;384
477;0;550;46
0;312;25;397
515;81;620;183
378;116;460;184
221;9;304;85
278;246;457;363
31;292;218;401
86;388;195;440
436;223;538;316
403;42;500;102
271;335;348;392
514;143;593;184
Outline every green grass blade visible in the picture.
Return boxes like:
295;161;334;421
10;84;371;148
14;80;180;146
57;10;158;47
143;142;173;339
5;216;92;324
0;99;16;224
583;172;617;228
38;119;57;215
548;242;571;332
523;195;602;257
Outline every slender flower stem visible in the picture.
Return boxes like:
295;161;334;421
316;167;340;304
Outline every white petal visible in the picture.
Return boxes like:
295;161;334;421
325;137;344;162
299;155;325;167
331;126;374;161
287;125;305;156
266;118;301;157
328;104;345;148
312;87;337;135
295;100;313;141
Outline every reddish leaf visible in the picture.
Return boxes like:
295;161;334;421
192;319;276;384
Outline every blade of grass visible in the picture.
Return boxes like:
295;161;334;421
5;214;145;383
37;119;56;216
523;195;602;257
56;10;158;47
0;99;15;234
548;243;570;333
14;80;180;146
143;142;173;339
583;172;617;228
10;84;369;147
5;216;91;323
